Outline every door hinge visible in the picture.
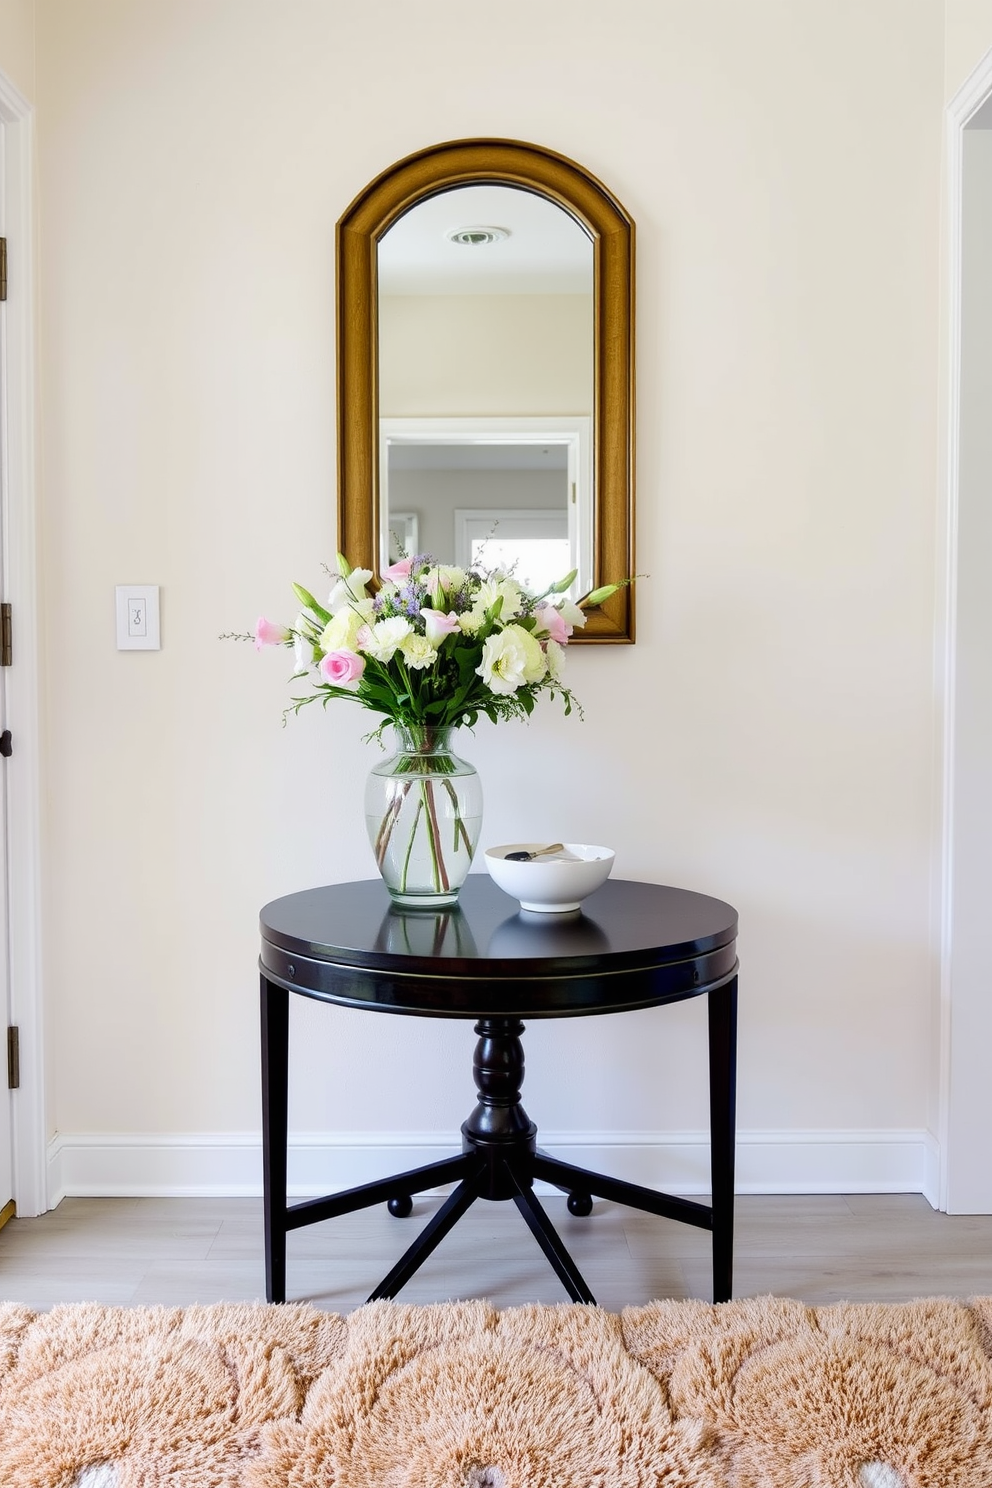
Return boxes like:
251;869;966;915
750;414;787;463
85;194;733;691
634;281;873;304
7;1027;19;1090
0;237;7;302
1;603;11;666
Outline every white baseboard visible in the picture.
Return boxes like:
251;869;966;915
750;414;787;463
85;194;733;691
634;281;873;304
46;1128;941;1209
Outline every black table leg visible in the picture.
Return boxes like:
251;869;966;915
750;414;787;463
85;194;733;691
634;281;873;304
708;974;738;1303
368;1168;484;1300
284;1153;473;1230
507;1165;596;1304
531;1150;712;1230
260;973;289;1305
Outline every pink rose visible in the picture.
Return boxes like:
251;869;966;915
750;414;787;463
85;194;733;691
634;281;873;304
319;648;366;686
533;602;571;646
420;607;461;647
254;616;292;651
383;557;414;582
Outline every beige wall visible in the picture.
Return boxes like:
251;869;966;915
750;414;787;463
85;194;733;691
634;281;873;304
945;0;992;96
30;1;947;1185
0;0;34;100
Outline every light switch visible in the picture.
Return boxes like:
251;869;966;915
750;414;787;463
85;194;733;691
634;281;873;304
116;585;161;650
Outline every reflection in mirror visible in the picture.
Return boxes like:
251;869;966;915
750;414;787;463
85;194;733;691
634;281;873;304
379;416;592;593
378;185;594;592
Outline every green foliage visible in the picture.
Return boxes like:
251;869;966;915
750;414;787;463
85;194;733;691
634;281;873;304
261;553;618;733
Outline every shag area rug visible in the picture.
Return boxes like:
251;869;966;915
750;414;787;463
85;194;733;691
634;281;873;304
1;1295;991;1487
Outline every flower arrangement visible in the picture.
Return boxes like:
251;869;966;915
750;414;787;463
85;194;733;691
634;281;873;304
253;551;624;732
248;551;629;906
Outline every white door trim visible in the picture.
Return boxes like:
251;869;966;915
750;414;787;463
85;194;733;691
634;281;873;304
937;47;992;1212
0;69;45;1217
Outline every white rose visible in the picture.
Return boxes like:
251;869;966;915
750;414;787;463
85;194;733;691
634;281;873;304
439;565;467;592
477;624;547;695
425;565;467;603
318;602;372;655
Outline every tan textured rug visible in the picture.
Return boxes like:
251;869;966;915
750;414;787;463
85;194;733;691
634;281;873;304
1;1295;992;1486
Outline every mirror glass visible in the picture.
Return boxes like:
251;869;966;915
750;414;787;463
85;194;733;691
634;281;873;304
336;139;635;641
377;185;594;595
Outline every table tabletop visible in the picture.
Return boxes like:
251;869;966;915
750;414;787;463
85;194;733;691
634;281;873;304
259;875;738;1019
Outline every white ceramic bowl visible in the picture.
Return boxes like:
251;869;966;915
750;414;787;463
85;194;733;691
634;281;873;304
484;843;615;913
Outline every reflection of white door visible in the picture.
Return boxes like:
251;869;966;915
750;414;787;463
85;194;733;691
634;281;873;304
0;117;13;1224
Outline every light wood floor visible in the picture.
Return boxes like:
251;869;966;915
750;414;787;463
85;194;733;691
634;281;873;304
2;1193;992;1314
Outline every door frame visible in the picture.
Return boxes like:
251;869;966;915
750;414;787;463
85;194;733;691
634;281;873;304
937;47;992;1212
0;68;45;1217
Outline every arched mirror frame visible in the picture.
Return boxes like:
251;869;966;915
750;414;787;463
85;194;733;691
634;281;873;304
336;138;635;642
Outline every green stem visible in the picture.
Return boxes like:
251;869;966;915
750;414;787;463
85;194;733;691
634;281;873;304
441;777;473;856
400;797;423;892
421;779;449;892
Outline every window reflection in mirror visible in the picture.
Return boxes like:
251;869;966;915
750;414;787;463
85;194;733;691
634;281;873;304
379;416;592;593
377;184;594;592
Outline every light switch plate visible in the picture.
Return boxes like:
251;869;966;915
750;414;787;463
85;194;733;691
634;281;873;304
116;585;161;650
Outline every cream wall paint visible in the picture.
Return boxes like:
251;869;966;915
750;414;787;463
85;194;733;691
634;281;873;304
0;0;33;101
379;295;593;417
33;1;944;1182
945;0;992;94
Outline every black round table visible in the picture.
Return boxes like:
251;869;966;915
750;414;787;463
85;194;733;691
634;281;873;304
259;875;738;1306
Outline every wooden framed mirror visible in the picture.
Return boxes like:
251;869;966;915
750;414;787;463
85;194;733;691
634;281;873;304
336;138;635;641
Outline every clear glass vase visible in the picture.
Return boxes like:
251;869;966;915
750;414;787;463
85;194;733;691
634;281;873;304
364;724;483;908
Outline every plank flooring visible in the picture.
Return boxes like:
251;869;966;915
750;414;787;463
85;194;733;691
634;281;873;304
1;1193;991;1314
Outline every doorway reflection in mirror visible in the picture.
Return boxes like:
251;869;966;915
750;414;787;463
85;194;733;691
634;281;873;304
377;184;593;592
379;419;591;594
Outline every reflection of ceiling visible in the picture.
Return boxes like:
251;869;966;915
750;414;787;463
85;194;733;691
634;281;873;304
388;442;570;471
378;185;593;296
